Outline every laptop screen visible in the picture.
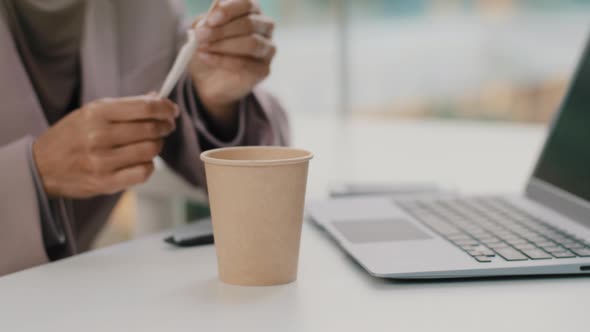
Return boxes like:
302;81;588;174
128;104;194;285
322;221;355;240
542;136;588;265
533;38;590;202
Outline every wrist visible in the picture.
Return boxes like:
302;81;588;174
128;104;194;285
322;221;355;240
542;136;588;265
201;97;237;122
199;95;240;139
32;138;59;198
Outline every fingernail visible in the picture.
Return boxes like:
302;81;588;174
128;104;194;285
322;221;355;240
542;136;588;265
195;19;207;29
207;11;224;26
196;27;211;42
174;106;180;117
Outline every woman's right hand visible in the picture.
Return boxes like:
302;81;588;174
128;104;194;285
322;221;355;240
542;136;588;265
33;95;180;199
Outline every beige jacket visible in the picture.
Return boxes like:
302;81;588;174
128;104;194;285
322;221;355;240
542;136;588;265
0;0;289;276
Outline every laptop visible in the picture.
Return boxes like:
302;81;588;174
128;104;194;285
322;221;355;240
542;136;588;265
308;36;590;279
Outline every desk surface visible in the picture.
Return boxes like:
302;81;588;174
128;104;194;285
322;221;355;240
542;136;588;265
4;116;586;332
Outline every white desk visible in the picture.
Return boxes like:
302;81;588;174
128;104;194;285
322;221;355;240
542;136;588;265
4;116;588;332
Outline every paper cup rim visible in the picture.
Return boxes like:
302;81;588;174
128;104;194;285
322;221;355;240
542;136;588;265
200;146;313;167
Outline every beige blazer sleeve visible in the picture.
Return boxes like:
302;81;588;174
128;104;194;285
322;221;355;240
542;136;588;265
0;137;49;275
0;0;291;277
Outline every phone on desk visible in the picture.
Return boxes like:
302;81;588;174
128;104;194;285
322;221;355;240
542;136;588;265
164;218;214;247
329;182;451;198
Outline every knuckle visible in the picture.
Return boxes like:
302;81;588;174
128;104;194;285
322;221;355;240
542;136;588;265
246;15;256;31
85;98;112;120
85;155;103;174
84;102;98;113
81;105;97;122
216;7;228;20
86;131;102;148
94;98;112;110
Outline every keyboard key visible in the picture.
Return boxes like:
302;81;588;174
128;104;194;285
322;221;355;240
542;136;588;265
466;228;488;236
487;242;510;249
570;248;590;257
545;235;570;244
481;237;503;245
475;249;496;257
495;231;513;238
537;241;557;247
505;238;528;246
474;256;492;263
551;251;576;258
473;234;494;241
495;248;528;261
501;235;522;242
521;249;552;260
447;234;472;241
399;196;590;263
528;235;546;242
429;222;461;236
565;242;586;249
542;246;567;253
559;239;579;246
454;239;479;246
460;244;479;250
514;243;537;250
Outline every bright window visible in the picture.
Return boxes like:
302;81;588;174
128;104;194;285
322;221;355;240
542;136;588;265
185;0;590;123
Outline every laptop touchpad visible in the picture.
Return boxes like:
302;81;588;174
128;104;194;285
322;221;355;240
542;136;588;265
332;219;432;244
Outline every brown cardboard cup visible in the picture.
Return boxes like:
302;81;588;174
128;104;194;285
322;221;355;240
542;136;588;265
200;146;313;286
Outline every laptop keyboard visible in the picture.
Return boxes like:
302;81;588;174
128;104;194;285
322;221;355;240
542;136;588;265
397;197;590;263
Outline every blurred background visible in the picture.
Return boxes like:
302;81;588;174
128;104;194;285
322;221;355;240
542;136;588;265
190;0;590;122
94;0;590;247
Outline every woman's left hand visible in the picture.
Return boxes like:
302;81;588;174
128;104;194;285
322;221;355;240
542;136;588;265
189;0;276;129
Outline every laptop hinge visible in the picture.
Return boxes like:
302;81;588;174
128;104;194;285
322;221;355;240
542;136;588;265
526;178;590;229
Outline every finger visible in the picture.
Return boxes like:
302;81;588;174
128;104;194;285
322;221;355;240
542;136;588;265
102;140;164;172
196;14;274;43
90;96;180;123
90;120;175;149
197;52;271;78
102;162;155;194
206;0;261;27
114;120;176;146
200;34;275;60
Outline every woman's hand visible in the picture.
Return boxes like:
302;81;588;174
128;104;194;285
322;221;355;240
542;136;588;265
33;95;179;199
189;0;276;134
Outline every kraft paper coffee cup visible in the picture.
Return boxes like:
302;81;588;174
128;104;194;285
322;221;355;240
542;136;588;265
201;146;313;286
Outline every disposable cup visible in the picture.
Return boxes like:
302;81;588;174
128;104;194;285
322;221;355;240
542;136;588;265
200;146;313;286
